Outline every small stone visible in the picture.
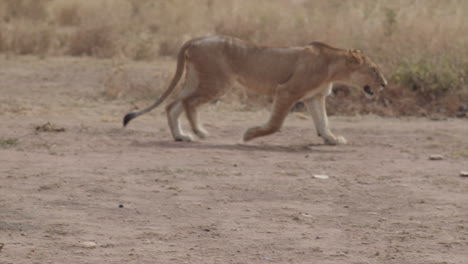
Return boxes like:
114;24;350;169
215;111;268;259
460;171;468;177
118;204;124;208
80;241;97;248
313;174;329;179
429;154;444;160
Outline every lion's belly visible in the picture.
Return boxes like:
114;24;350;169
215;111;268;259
301;83;333;100
235;76;277;96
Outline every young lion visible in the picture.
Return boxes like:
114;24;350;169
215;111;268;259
123;35;387;145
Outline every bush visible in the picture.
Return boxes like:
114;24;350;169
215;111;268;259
158;38;182;57
68;26;116;58
131;39;157;60
392;59;466;100
2;0;49;21
9;21;52;55
54;2;81;26
0;29;6;52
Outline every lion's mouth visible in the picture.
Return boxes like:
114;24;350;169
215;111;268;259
363;85;374;96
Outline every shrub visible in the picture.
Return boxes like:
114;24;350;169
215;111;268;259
392;59;466;100
68;26;116;58
2;0;49;21
9;21;52;55
159;38;182;57
0;138;18;148
0;29;6;52
54;2;81;26
131;39;157;60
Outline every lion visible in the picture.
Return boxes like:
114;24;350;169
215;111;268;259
123;35;387;145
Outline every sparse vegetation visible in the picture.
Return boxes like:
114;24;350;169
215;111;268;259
0;29;6;52
0;138;18;148
0;0;466;116
1;0;49;22
67;25;116;58
54;2;81;26
393;58;466;99
8;20;52;55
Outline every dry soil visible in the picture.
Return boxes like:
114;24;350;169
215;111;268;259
1;56;467;264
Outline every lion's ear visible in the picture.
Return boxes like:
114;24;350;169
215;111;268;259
346;50;364;66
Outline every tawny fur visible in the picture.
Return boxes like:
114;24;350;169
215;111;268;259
123;35;387;145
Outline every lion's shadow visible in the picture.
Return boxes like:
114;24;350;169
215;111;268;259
130;140;346;154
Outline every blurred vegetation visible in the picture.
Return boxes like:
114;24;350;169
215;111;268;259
0;0;466;116
0;138;18;148
394;59;466;99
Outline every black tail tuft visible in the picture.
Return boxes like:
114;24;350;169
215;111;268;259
123;112;137;127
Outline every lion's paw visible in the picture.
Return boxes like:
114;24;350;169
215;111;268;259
243;127;259;142
336;136;347;144
324;135;347;145
174;134;194;142
194;129;209;139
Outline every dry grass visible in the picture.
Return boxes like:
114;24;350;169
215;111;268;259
8;20;52;56
1;0;49;22
103;61;129;99
158;38;182;58
0;0;466;116
53;2;81;26
0;28;6;52
102;59;174;101
67;25;116;57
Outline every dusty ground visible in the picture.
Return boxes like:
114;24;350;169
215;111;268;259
1;56;467;264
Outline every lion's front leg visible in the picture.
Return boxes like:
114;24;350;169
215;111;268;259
304;96;347;145
243;89;296;142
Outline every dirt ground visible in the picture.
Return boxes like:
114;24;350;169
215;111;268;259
1;56;467;264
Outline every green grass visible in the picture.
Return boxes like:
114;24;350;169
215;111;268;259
392;58;467;98
0;138;18;148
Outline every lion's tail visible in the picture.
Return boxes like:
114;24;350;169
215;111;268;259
123;39;194;127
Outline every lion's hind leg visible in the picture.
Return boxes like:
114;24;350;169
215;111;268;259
166;99;193;142
183;77;230;139
165;62;200;142
181;61;231;139
183;94;211;139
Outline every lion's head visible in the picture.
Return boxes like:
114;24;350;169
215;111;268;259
346;50;387;98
